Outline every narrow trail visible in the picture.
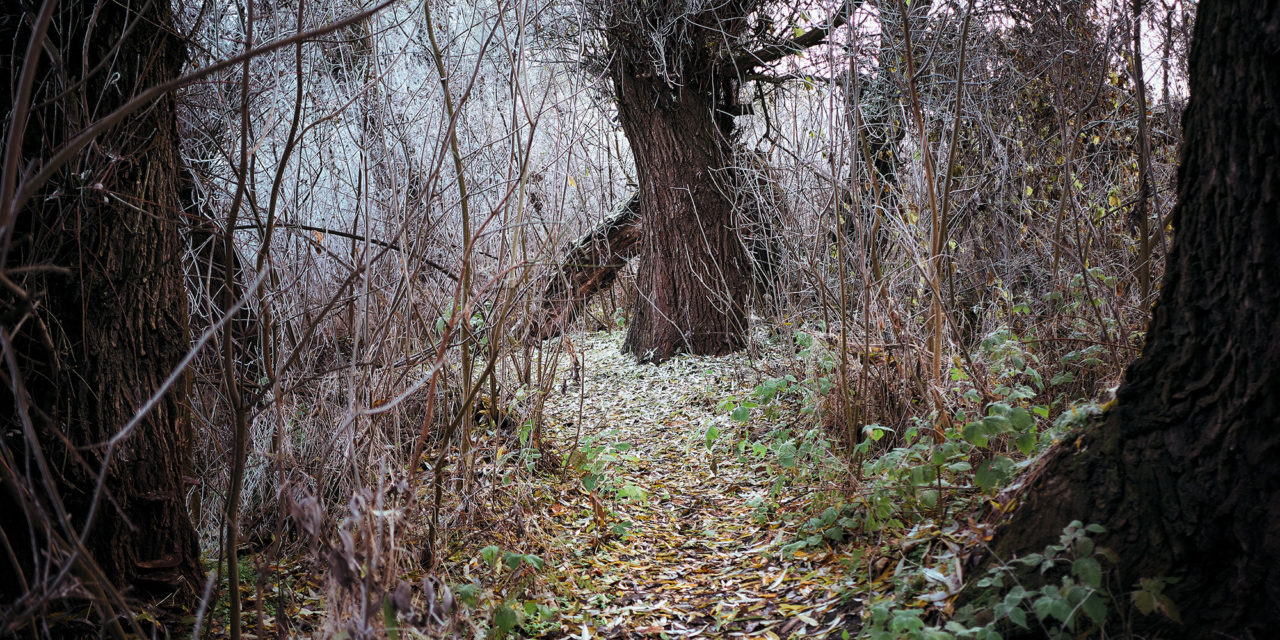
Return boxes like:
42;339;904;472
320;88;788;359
539;332;861;639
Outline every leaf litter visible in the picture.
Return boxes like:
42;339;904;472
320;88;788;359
536;331;862;638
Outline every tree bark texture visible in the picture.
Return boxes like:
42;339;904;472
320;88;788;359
527;194;640;342
0;0;203;610
975;1;1279;635
609;17;754;363
528;176;780;343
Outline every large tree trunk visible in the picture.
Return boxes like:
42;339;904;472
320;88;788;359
0;0;203;616
598;2;855;363
529;177;779;343
973;1;1279;635
612;69;752;363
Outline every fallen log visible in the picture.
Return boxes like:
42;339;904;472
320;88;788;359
526;194;641;341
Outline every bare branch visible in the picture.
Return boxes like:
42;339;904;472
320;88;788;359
724;1;861;75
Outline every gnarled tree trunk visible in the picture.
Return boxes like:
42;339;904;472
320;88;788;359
973;0;1279;635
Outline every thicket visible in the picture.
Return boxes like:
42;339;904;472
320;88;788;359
2;0;1194;636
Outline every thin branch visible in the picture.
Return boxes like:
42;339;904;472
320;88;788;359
231;222;460;282
1;0;397;228
725;1;862;74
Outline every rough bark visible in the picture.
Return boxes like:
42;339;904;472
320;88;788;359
972;1;1280;635
613;67;752;363
527;194;641;342
0;0;203;614
529;177;779;343
598;3;853;363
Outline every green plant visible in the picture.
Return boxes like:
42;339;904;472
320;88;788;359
490;598;561;639
954;521;1115;638
479;545;545;573
860;522;1116;640
781;504;862;554
567;430;635;496
718;373;797;424
1130;576;1181;623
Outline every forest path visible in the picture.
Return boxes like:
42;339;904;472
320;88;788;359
537;331;860;639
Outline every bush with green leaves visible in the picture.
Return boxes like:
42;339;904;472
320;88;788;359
861;521;1115;640
953;521;1115;638
474;546;558;638
566;430;643;502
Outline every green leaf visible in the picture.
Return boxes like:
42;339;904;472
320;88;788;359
1157;594;1183;623
962;422;989;448
1076;537;1095;558
1050;597;1074;623
778;443;797;468
1073;557;1103;588
493;603;518;633
1132;589;1156;615
1016;431;1037;456
1082;592;1107;625
705;424;720;449
523;554;544;570
981;414;1013;434
919;489;939;509
503;551;525;570
1007;605;1028;628
1014;553;1044;567
1008;407;1034;430
617;484;647;502
820;507;839;525
1033;595;1054;621
731;405;751;422
480;546;500;567
383;595;400;640
454;583;479;607
975;456;1014;492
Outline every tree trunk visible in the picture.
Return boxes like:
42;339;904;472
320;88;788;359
973;1;1279;634
612;69;752;363
0;0;203;615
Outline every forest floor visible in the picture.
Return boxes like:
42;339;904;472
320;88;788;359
528;331;866;638
200;328;1005;638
